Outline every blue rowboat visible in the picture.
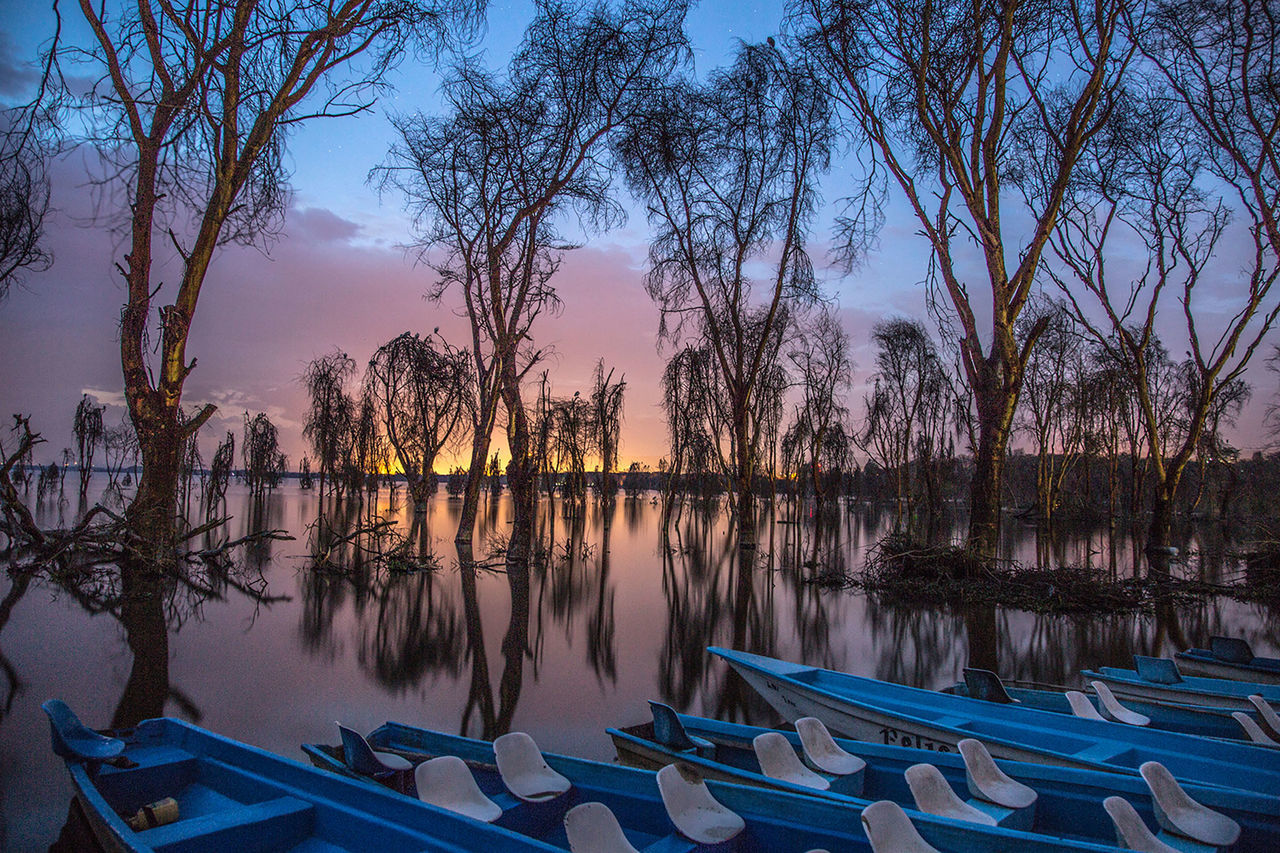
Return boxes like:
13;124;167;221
41;699;562;853
1083;656;1280;711
948;668;1264;742
708;647;1280;795
607;703;1280;852
1175;637;1280;685
304;720;1129;853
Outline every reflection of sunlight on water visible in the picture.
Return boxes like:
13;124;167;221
1;482;1275;848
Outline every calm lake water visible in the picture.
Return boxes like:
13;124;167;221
1;483;1275;850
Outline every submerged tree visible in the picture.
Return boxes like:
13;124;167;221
791;0;1132;559
303;351;356;502
618;41;832;546
365;331;472;511
1048;92;1280;567
203;431;234;520
858;318;952;523
73;394;105;498
383;0;689;551
784;309;852;509
242;412;287;500
69;0;482;558
590;361;626;497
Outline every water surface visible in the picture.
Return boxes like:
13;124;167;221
1;484;1274;850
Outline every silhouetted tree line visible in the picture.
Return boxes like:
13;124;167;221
2;0;1278;577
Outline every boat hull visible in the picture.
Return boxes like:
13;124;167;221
309;720;1129;853
1085;667;1280;711
712;647;1280;796
607;712;1280;853
1174;655;1280;685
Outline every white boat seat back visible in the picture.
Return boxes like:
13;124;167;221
1065;690;1106;721
1139;761;1241;848
859;800;941;853
904;763;996;826
1232;712;1278;747
493;732;572;802
656;763;745;844
564;802;640;853
1247;694;1280;739
956;739;1037;809
415;756;502;822
1102;796;1179;853
795;717;866;776
753;732;830;790
1090;681;1151;726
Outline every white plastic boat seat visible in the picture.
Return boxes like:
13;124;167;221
1065;690;1107;722
139;795;314;850
564;802;640;853
859;800;941;853
1247;694;1280;740
904;763;997;826
795;717;866;777
493;732;572;802
1139;761;1241;848
753;732;830;790
655;763;745;844
1231;712;1279;747
1103;796;1180;853
415;755;503;822
956;739;1037;810
1091;681;1151;727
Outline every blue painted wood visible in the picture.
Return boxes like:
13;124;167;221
708;647;1280;798
43;703;564;853
607;707;1280;853
304;720;1129;853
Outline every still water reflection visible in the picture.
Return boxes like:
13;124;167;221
1;485;1276;850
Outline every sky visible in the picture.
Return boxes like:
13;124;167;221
0;0;1275;472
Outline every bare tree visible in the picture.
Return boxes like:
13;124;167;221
617;41;832;547
203;430;234;520
103;417;138;490
303;350;356;502
242;411;287;500
791;0;1132;559
73;393;104;498
365;330;472;511
0;5;61;299
1016;301;1089;526
858;318;951;523
590;360;626;497
1048;92;1280;567
784;308;852;509
69;0;480;557
383;0;689;552
1135;0;1280;260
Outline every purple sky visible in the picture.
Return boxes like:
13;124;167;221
0;1;1275;471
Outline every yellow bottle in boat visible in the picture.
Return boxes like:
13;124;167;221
125;797;179;831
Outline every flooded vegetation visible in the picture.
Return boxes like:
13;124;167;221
2;484;1276;848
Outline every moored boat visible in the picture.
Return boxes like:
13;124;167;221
1174;637;1280;684
1083;656;1280;711
607;703;1276;851
949;668;1269;742
40;699;563;853
709;647;1280;796
304;719;1133;853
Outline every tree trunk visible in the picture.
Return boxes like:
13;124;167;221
127;405;183;564
967;391;1016;563
733;408;757;551
501;375;536;563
